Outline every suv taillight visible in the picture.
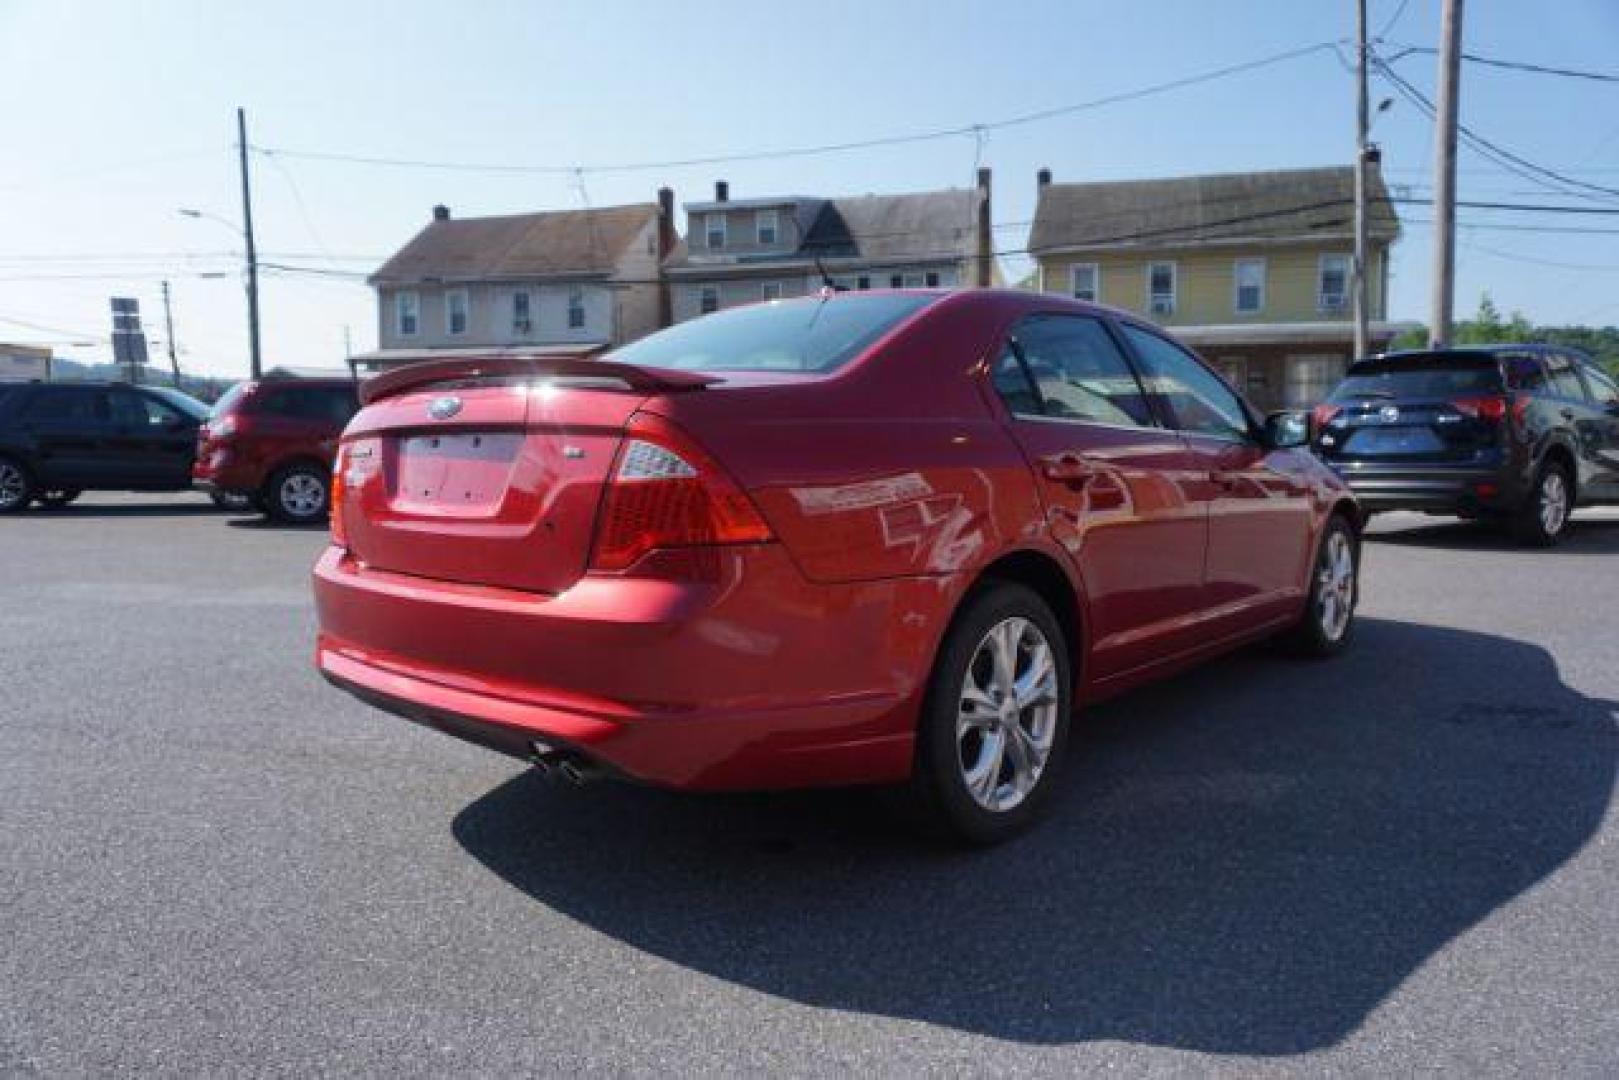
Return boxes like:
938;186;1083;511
329;445;349;548
1451;395;1508;422
589;414;773;572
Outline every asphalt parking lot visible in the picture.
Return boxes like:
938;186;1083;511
3;495;1617;1076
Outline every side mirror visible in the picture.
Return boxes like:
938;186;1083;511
1265;410;1310;449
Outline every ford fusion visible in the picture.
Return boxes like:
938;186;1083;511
313;290;1361;842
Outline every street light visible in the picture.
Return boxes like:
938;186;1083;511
177;205;260;377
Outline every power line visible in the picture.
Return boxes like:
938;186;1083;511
1376;0;1414;41
251;41;1336;176
1394;46;1619;84
1458;238;1619;272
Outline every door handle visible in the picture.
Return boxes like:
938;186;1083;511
1040;453;1097;485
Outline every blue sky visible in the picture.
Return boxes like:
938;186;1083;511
3;0;1618;378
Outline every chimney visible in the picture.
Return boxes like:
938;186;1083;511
714;180;729;202
975;168;993;288
432;204;451;221
656;187;677;329
1037;168;1052;188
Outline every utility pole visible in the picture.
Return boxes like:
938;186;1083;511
161;280;182;387
237;107;263;378
1429;0;1464;347
1353;0;1371;360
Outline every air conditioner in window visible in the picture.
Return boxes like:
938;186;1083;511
1150;298;1174;316
1320;293;1347;311
513;319;532;334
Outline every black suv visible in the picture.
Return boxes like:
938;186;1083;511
1312;345;1619;544
0;382;210;512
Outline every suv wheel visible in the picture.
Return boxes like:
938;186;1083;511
908;582;1072;845
1281;514;1359;657
0;457;34;514
266;464;329;524
1513;461;1572;547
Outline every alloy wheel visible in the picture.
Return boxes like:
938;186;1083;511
1539;470;1569;537
956;616;1060;813
280;473;326;518
1316;529;1355;643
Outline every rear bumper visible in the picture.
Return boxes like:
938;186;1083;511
1327;461;1521;513
192;451;265;495
312;546;952;791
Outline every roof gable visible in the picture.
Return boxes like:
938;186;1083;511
372;203;657;283
1030;166;1399;253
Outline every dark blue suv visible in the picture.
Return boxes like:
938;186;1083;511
1312;345;1619;545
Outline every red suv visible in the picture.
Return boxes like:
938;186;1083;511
313;291;1360;842
195;377;359;523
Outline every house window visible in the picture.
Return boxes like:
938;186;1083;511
699;286;719;314
1234;258;1265;314
760;281;782;301
445;289;469;336
567;286;586;329
1147;262;1176;316
1319;254;1350;312
395;291;419;337
889;273;904;288
705;213;726;250
1070;263;1099;302
756;210;778;245
925;271;941;287
857;275;871;290
512;291;532;335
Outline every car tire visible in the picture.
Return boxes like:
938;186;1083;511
1280;513;1359;658
906;581;1073;846
266;463;330;525
1512;460;1572;548
36;488;81;508
0;456;35;514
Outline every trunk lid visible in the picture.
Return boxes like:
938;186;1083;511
338;358;716;594
1316;355;1507;464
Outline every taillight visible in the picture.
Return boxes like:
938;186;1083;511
1312;404;1343;432
589;414;773;572
329;445;349;548
1451;395;1508;422
211;415;238;441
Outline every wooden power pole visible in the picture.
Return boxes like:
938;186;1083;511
1353;0;1371;359
1429;0;1464;347
161;280;182;387
237;107;263;379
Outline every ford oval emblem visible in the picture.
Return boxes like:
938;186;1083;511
1379;404;1401;423
428;395;463;421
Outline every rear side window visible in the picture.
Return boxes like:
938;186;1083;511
256;385;358;422
602;293;937;374
22;388;105;423
993;314;1153;427
1502;354;1548;393
1120;323;1251;440
109;390;182;428
1544;354;1589;401
1581;364;1619;407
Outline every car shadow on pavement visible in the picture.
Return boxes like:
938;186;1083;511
19;502;223;518
451;617;1617;1054
1368;515;1619;555
225;516;326;531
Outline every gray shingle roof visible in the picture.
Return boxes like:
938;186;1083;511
1029;166;1399;253
370;203;657;284
664;188;979;269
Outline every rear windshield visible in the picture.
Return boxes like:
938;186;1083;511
147;386;211;420
1329;355;1502;402
601;293;938;374
210;382;250;418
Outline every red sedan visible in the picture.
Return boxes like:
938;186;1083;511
314;290;1360;843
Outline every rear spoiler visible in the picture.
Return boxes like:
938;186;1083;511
359;354;719;406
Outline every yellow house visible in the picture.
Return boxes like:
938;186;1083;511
1029;166;1408;411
